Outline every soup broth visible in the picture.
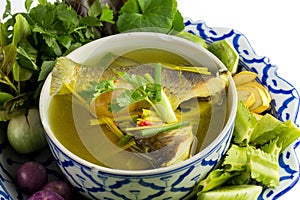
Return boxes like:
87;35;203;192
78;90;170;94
49;48;228;170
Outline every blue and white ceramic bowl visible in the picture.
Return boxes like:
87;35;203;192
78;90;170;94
39;32;238;199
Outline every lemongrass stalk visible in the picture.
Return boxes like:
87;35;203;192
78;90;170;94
161;63;211;75
101;117;124;139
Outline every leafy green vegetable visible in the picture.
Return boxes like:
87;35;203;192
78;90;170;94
222;144;247;172
1;43;17;75
196;169;237;192
25;0;34;11
80;79;117;102
109;72;153;113
12;14;31;46
277;120;300;151
0;92;14;104
128;121;190;137
248;145;279;187
261;138;281;155
38;60;56;81
116;0;184;33
2;0;11;20
250;113;282;143
0;0;115;121
249;114;300;150
111;69;178;123
197;185;262;200
171;10;185;33
195;101;300;197
99;5;115;24
233;101;257;146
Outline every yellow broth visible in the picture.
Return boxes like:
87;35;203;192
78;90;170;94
49;49;227;170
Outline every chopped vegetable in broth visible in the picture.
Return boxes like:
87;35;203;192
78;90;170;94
49;49;229;170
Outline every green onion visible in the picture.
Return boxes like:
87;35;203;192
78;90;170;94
154;63;162;102
118;134;134;147
144;68;177;123
135;121;190;137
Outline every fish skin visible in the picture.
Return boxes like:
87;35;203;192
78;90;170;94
51;57;228;109
50;57;228;168
135;125;194;167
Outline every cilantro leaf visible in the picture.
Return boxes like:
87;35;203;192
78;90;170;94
80;79;116;102
109;73;154;113
118;72;149;88
109;69;177;123
110;88;148;113
117;0;184;33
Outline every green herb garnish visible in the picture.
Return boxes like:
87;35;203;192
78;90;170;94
112;64;177;123
80;79;117;102
0;0;115;120
127;121;190;137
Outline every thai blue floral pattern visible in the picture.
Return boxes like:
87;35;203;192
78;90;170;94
46;126;233;199
0;20;299;199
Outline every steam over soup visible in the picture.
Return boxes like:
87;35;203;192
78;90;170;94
49;49;229;170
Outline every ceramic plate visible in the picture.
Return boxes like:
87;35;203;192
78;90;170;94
0;20;299;200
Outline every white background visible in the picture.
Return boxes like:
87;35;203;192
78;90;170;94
1;0;300;199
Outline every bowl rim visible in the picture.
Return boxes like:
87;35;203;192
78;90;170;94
39;31;238;175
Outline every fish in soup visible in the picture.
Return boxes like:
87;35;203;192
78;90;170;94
49;49;229;170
